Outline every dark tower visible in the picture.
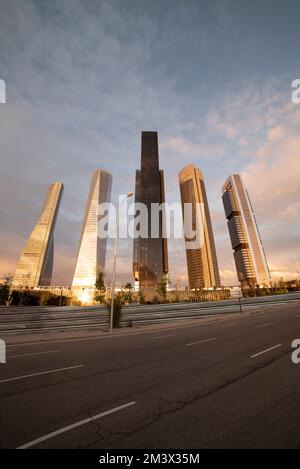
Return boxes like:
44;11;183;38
133;131;168;293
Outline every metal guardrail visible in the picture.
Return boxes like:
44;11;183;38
0;292;299;335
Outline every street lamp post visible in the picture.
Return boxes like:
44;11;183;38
109;192;133;336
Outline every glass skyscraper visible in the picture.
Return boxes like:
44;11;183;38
72;169;112;288
179;164;221;290
133;131;168;292
12;182;64;288
222;174;271;288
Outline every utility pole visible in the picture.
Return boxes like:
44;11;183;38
109;192;133;336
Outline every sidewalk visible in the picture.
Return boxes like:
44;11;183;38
4;307;266;346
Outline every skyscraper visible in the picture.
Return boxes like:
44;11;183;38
179;165;221;290
12;182;63;288
222;174;271;288
72;169;112;288
133;131;168;292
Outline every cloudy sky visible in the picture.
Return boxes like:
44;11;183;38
0;0;299;287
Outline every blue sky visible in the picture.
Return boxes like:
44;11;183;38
0;0;300;286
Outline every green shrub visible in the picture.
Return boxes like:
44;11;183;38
94;293;106;304
138;291;146;304
9;290;20;305
39;292;54;305
71;298;82;306
172;292;181;303
22;292;40;306
106;295;123;328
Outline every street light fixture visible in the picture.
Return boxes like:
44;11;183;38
109;191;134;335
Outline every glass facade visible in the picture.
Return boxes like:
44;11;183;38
133;131;168;291
222;174;271;287
12;182;64;288
72;169;112;288
179;165;221;290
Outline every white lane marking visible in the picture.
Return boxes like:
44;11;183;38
257;323;273;329
147;334;176;340
18;401;136;449
0;365;83;384
8;350;62;359
186;338;216;347
250;344;282;358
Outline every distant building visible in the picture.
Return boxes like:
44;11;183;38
0;274;13;286
222;174;271;288
179;164;221;290
12;182;63;288
72;169;112;288
286;279;300;290
133;131;168;292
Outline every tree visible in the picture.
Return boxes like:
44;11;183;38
9;290;20;306
123;282;134;304
152;295;160;304
0;285;9;305
39;291;54;306
95;272;105;291
15;273;32;305
172;290;181;303
95;272;106;303
248;285;256;297
156;276;169;303
21;291;40;306
279;277;286;289
138;291;145;304
39;291;66;306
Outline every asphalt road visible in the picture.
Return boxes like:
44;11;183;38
0;300;300;449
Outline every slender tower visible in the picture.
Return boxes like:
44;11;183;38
133;131;168;292
12;182;64;288
72;169;112;288
222;174;271;288
179;165;221;290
